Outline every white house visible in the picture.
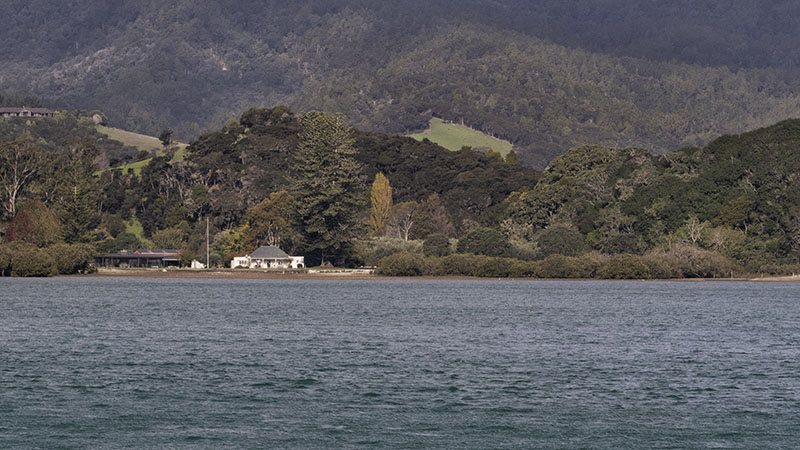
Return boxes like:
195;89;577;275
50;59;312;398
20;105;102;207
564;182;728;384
230;246;305;269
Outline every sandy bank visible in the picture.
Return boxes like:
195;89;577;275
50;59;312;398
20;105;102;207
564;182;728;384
93;268;377;280
89;268;800;282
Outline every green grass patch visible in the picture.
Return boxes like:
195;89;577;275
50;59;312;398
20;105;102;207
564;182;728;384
170;144;188;163
97;125;163;152
116;158;152;176
124;217;146;240
408;117;514;157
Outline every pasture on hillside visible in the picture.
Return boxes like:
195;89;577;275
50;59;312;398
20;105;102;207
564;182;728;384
97;125;163;152
408;118;514;156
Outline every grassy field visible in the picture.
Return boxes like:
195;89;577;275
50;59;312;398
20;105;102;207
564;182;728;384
408;118;514;157
107;144;188;175
97;125;163;152
113;158;152;176
171;144;188;162
124;217;147;242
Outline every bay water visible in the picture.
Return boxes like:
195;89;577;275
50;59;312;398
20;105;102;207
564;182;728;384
1;278;799;448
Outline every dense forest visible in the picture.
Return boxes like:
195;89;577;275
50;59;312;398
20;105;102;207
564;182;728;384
4;1;800;166
1;108;799;277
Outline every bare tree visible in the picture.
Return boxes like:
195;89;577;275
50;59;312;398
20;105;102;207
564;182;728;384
0;140;46;218
685;216;706;245
386;201;417;240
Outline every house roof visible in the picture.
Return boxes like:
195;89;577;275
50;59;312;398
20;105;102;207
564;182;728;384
137;249;179;255
0;107;54;114
250;246;290;259
96;249;179;258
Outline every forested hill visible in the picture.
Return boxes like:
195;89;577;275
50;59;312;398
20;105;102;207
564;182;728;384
172;107;539;236
0;111;141;168
2;107;799;276
5;1;800;166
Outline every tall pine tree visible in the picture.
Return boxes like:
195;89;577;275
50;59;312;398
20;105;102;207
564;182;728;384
291;111;364;265
57;140;100;243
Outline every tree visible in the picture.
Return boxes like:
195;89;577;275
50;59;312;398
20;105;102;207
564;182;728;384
245;190;294;249
159;129;173;147
685;216;707;245
369;172;392;237
5;200;62;247
423;233;451;257
485;149;503;161
291;111;365;264
457;227;511;257
178;249;196;267
151;227;186;249
536;224;586;257
411;193;455;238
505;149;520;165
386;201;417;240
56;140;100;243
0;139;47;218
717;196;754;233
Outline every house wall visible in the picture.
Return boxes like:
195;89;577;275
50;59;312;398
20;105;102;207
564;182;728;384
230;255;305;269
250;258;291;269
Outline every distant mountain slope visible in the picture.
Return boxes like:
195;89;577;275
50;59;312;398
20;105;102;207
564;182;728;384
4;1;800;166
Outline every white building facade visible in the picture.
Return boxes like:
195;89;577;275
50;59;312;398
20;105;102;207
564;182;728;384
230;246;305;269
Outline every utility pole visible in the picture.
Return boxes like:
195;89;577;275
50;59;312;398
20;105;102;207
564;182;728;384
206;216;210;268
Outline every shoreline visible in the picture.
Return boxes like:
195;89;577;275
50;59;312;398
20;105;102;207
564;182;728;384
87;268;800;282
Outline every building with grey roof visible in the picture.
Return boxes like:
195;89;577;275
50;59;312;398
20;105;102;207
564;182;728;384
0;107;55;118
231;246;305;269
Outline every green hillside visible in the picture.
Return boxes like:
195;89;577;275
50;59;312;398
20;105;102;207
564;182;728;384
4;106;800;276
408;118;514;156
95;125;188;175
101;144;188;176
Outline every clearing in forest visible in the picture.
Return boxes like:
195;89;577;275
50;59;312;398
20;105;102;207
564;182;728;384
408;117;514;157
97;125;163;152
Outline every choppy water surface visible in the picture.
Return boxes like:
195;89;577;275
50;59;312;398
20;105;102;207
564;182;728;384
1;278;799;449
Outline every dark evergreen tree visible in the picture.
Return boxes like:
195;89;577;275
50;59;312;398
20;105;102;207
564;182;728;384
56;140;100;243
291;111;365;265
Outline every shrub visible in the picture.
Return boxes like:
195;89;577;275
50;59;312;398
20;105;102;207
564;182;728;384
642;253;681;279
597;254;652;279
457;227;511;257
534;254;588;278
355;237;423;266
11;247;57;277
376;252;428;276
478;257;513;278
434;254;524;277
0;245;12;276
644;244;734;278
423;233;452;257
509;260;538;278
437;254;481;276
509;238;540;261
49;243;96;275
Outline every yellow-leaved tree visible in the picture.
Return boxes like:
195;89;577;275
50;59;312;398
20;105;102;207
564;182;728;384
369;172;392;237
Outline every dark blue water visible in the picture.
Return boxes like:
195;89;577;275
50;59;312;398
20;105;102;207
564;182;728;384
1;278;799;449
